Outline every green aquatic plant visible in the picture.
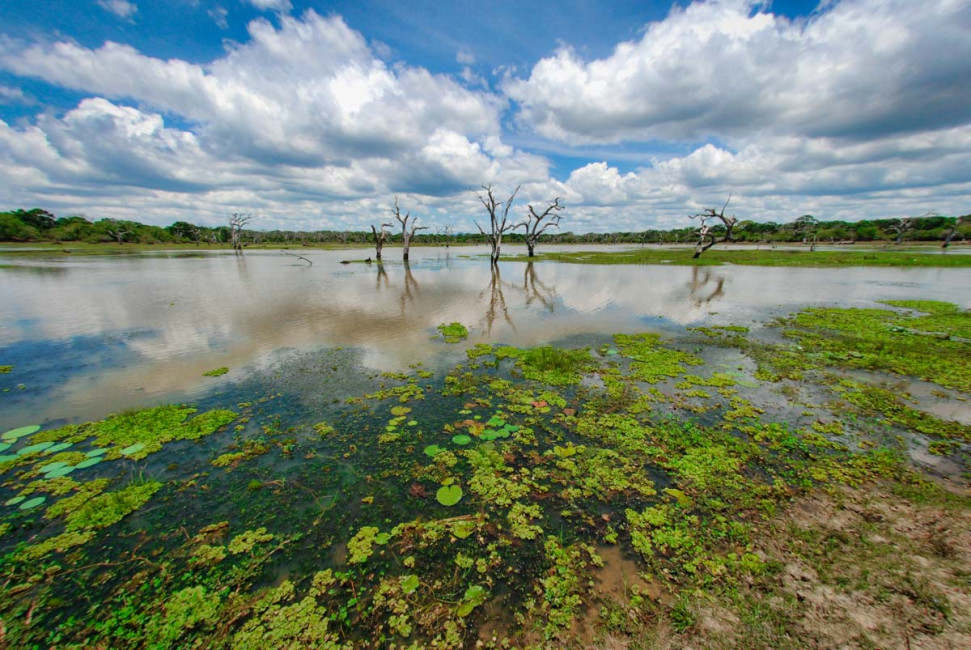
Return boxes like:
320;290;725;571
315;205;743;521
436;484;463;506
436;322;469;343
0;365;12;373
614;333;704;383
423;444;445;458
202;367;229;377
228;527;274;555
451;434;472;445
64;480;162;531
348;526;381;563
2;424;39;441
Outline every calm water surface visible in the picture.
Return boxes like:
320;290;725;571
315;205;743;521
1;244;968;429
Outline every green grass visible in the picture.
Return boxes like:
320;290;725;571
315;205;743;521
516;247;971;268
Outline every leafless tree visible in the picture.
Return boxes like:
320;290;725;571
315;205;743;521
522;198;564;257
888;216;915;245
370;222;393;261
942;215;967;249
442;224;454;249
281;250;313;266
105;222;132;244
475;184;522;265
392;196;427;261
689;195;740;259
229;213;252;251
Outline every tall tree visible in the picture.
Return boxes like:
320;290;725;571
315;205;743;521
522;198;564;257
474;184;521;265
392;196;427;261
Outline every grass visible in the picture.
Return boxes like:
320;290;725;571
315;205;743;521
516;246;971;268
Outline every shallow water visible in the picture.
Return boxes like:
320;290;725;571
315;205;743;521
1;244;968;430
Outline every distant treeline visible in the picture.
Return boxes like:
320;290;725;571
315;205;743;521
1;208;968;246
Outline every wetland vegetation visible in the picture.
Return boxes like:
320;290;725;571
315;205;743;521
0;271;968;647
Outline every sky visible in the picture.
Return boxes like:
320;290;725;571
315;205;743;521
0;0;969;233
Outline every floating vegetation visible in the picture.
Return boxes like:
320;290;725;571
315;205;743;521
203;366;230;377
436;322;469;343
0;303;968;648
2;424;40;441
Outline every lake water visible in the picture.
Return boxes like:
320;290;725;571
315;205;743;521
1;244;968;430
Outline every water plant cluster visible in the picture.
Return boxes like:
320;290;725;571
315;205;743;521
0;302;968;647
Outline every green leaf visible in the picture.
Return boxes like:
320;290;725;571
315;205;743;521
423;444;444;458
401;575;420;594
45;466;76;479
1;425;40;441
451;434;472;445
436;485;463;507
18;442;54;455
19;496;46;510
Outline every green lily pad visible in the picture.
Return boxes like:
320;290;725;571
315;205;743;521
19;496;46;510
436;485;463;507
0;454;19;464
452;434;472;445
120;443;145;456
2;425;40;441
423;444;445;458
45;466;76;478
486;417;505;427
0;443;9;453
375;532;391;545
18;441;54;455
5;495;25;506
407;420;418;426
85;448;108;457
664;488;694;508
605;348;620;356
45;442;73;454
503;424;520;432
451;520;475;539
38;461;68;474
401;574;420;594
390;406;412;417
76;457;104;469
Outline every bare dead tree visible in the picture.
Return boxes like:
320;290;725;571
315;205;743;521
392;196;428;261
281;250;313;266
888;216;914;245
229;213;252;251
475;184;522;265
689;195;740;259
106;223;132;244
370;222;393;261
942;215;967;249
444;224;454;249
523;198;564;257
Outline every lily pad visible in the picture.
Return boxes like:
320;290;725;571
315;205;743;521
436;485;463;507
85;448;108;457
45;465;76;478
0;443;10;453
0;454;19;464
452;434;472;446
120;442;145;456
75;457;104;469
18;441;54;455
407;420;418;426
19;496;46;510
390;406;412;417
664;488;694;508
486;417;505;427
38;461;68;474
2;425;40;441
451;520;475;539
423;444;445;458
401;574;420;594
5;495;25;506
45;442;73;454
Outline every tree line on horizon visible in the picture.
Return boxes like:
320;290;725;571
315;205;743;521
1;207;968;247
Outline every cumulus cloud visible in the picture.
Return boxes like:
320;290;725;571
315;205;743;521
97;0;138;20
505;0;971;145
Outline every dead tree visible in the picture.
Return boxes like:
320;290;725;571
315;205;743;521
281;250;313;266
370;222;393;261
475;184;522;265
942;215;967;249
522;198;564;257
689;196;740;259
392;196;427;261
229;213;252;251
106;223;132;244
888;218;913;245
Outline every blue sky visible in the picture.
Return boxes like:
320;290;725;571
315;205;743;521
0;0;969;232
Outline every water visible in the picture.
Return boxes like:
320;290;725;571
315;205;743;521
1;244;968;430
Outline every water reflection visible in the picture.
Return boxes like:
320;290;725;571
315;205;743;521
0;246;968;428
687;267;726;307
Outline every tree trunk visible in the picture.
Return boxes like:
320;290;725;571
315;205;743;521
527;243;535;257
403;235;410;261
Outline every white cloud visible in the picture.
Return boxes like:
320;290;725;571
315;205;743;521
505;0;971;145
0;84;27;104
97;0;138;20
208;7;229;30
456;50;475;65
245;0;291;12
